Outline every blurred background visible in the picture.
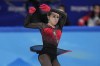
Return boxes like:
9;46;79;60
0;0;100;66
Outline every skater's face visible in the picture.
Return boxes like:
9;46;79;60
48;12;60;26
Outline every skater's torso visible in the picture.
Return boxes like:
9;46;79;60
40;24;62;47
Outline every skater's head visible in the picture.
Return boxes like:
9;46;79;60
47;10;60;26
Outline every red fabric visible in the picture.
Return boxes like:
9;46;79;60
56;30;62;40
41;27;62;46
39;4;51;12
29;7;36;14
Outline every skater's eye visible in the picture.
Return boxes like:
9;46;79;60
52;15;56;18
57;16;59;18
53;15;59;18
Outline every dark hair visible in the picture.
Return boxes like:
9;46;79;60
47;9;62;17
47;11;52;16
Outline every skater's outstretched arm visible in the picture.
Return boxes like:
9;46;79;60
24;7;45;29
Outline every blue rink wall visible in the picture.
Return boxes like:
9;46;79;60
0;26;100;66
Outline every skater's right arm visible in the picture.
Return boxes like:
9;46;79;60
24;7;45;29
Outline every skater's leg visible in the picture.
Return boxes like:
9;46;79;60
52;59;60;66
38;54;52;66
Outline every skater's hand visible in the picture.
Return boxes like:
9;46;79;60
39;4;51;12
28;7;36;14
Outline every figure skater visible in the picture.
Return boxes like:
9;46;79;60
24;4;71;66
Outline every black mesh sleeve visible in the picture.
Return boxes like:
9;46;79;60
57;10;67;30
24;13;45;29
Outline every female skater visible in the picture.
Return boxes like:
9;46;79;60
24;4;71;66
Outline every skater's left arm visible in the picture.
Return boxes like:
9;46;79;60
57;10;67;30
